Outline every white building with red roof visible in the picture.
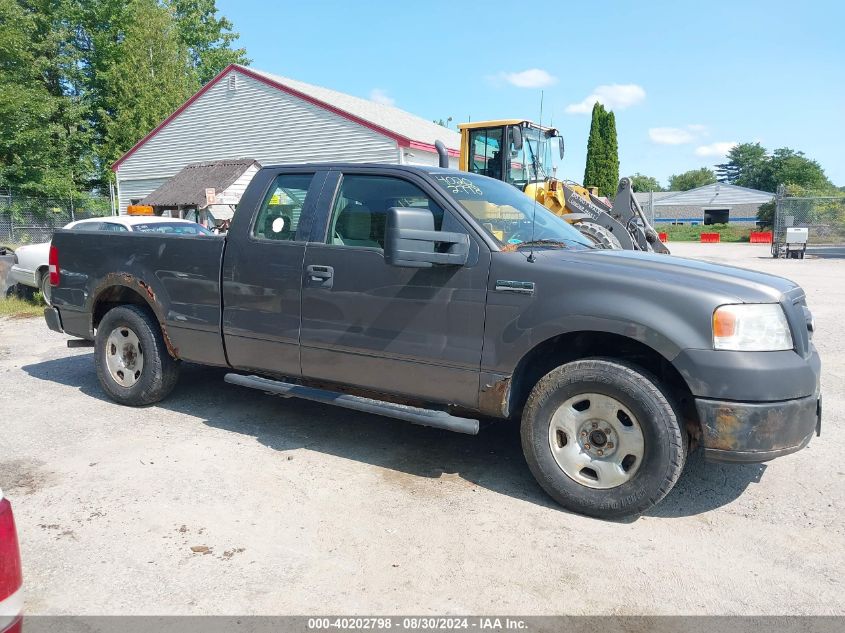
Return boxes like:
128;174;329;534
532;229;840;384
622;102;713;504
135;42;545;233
112;65;461;214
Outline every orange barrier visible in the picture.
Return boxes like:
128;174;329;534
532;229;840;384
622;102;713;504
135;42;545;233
700;233;721;243
658;232;668;242
750;231;773;243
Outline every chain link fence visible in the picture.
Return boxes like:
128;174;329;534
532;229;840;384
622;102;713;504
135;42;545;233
639;196;655;225
773;187;845;256
0;193;113;246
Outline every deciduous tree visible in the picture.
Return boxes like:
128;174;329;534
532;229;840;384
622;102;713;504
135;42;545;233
0;0;248;195
668;167;717;191
716;142;766;187
96;0;198;180
169;0;250;84
716;142;831;193
0;0;93;197
631;173;664;192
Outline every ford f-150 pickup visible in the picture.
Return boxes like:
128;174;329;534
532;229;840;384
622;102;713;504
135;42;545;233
43;164;822;518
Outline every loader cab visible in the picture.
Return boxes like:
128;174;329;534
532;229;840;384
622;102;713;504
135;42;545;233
458;120;563;191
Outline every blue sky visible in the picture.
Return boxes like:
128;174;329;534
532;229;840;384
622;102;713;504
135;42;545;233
217;0;845;187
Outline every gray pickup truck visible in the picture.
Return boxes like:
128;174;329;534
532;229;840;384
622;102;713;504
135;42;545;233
44;164;821;518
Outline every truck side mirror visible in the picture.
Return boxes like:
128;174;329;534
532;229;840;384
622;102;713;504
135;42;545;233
559;137;565;159
384;207;469;268
510;126;523;151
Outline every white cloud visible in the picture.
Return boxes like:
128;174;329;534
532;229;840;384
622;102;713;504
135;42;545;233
498;68;558;88
565;84;646;114
649;127;696;145
369;88;395;106
648;124;709;145
695;141;737;157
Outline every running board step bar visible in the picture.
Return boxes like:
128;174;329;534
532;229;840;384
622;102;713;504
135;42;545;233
224;373;479;435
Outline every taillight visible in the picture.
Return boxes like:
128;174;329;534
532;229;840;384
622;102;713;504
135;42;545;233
48;245;59;286
0;497;23;605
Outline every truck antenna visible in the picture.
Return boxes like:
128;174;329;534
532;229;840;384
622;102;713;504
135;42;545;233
527;91;544;263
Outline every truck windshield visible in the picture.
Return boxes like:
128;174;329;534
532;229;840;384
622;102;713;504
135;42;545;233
430;172;592;249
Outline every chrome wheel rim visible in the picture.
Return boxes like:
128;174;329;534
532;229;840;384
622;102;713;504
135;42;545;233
105;326;144;388
548;392;645;489
40;275;52;305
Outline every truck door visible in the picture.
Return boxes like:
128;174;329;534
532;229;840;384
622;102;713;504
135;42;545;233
299;168;490;409
222;168;326;376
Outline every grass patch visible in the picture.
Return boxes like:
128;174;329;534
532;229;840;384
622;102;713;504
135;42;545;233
660;223;753;242
0;293;45;318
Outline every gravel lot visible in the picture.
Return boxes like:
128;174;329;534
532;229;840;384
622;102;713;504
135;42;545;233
1;242;842;615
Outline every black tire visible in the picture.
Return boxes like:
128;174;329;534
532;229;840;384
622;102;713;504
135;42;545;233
521;358;687;519
38;270;52;305
95;305;180;406
576;222;623;250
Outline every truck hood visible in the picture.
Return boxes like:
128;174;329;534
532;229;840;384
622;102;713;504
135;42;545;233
533;248;799;303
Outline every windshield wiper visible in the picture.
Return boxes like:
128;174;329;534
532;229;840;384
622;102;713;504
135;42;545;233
516;239;567;248
504;238;595;252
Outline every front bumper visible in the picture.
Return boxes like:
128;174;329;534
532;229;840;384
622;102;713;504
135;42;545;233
696;393;821;463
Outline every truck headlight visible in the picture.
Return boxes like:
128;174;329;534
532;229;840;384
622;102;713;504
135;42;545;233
713;304;793;351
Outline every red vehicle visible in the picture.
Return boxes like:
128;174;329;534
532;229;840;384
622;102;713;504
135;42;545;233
0;490;22;633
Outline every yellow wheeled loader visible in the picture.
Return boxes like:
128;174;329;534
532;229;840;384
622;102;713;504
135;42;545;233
452;120;668;253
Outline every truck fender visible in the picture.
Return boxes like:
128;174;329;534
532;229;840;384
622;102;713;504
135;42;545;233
481;315;695;419
89;273;180;359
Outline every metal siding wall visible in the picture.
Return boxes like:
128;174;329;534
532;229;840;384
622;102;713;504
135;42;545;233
225;164;260;200
118;177;169;214
117;73;399;184
401;149;459;169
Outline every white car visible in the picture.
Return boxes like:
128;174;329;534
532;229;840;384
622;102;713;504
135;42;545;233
10;216;212;303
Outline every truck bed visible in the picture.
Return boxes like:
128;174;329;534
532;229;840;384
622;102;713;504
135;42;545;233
50;230;227;366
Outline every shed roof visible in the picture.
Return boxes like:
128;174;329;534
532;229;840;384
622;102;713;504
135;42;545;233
141;159;258;209
113;64;461;171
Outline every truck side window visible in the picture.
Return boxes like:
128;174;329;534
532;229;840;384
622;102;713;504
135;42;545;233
253;173;314;241
327;175;444;249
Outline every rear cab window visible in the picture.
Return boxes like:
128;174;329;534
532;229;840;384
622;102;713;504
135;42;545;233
253;173;314;241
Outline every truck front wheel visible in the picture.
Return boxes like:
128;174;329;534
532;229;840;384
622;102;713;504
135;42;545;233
521;359;687;519
95;305;180;406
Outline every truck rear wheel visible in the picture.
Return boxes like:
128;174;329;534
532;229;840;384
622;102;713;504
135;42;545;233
575;222;622;250
521;358;687;519
95;305;180;406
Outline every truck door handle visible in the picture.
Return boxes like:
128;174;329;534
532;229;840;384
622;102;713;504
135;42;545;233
305;264;334;288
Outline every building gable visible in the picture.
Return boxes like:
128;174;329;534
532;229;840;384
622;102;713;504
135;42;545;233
115;69;400;184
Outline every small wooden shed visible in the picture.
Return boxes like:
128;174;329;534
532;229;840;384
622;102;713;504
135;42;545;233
140;159;260;226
